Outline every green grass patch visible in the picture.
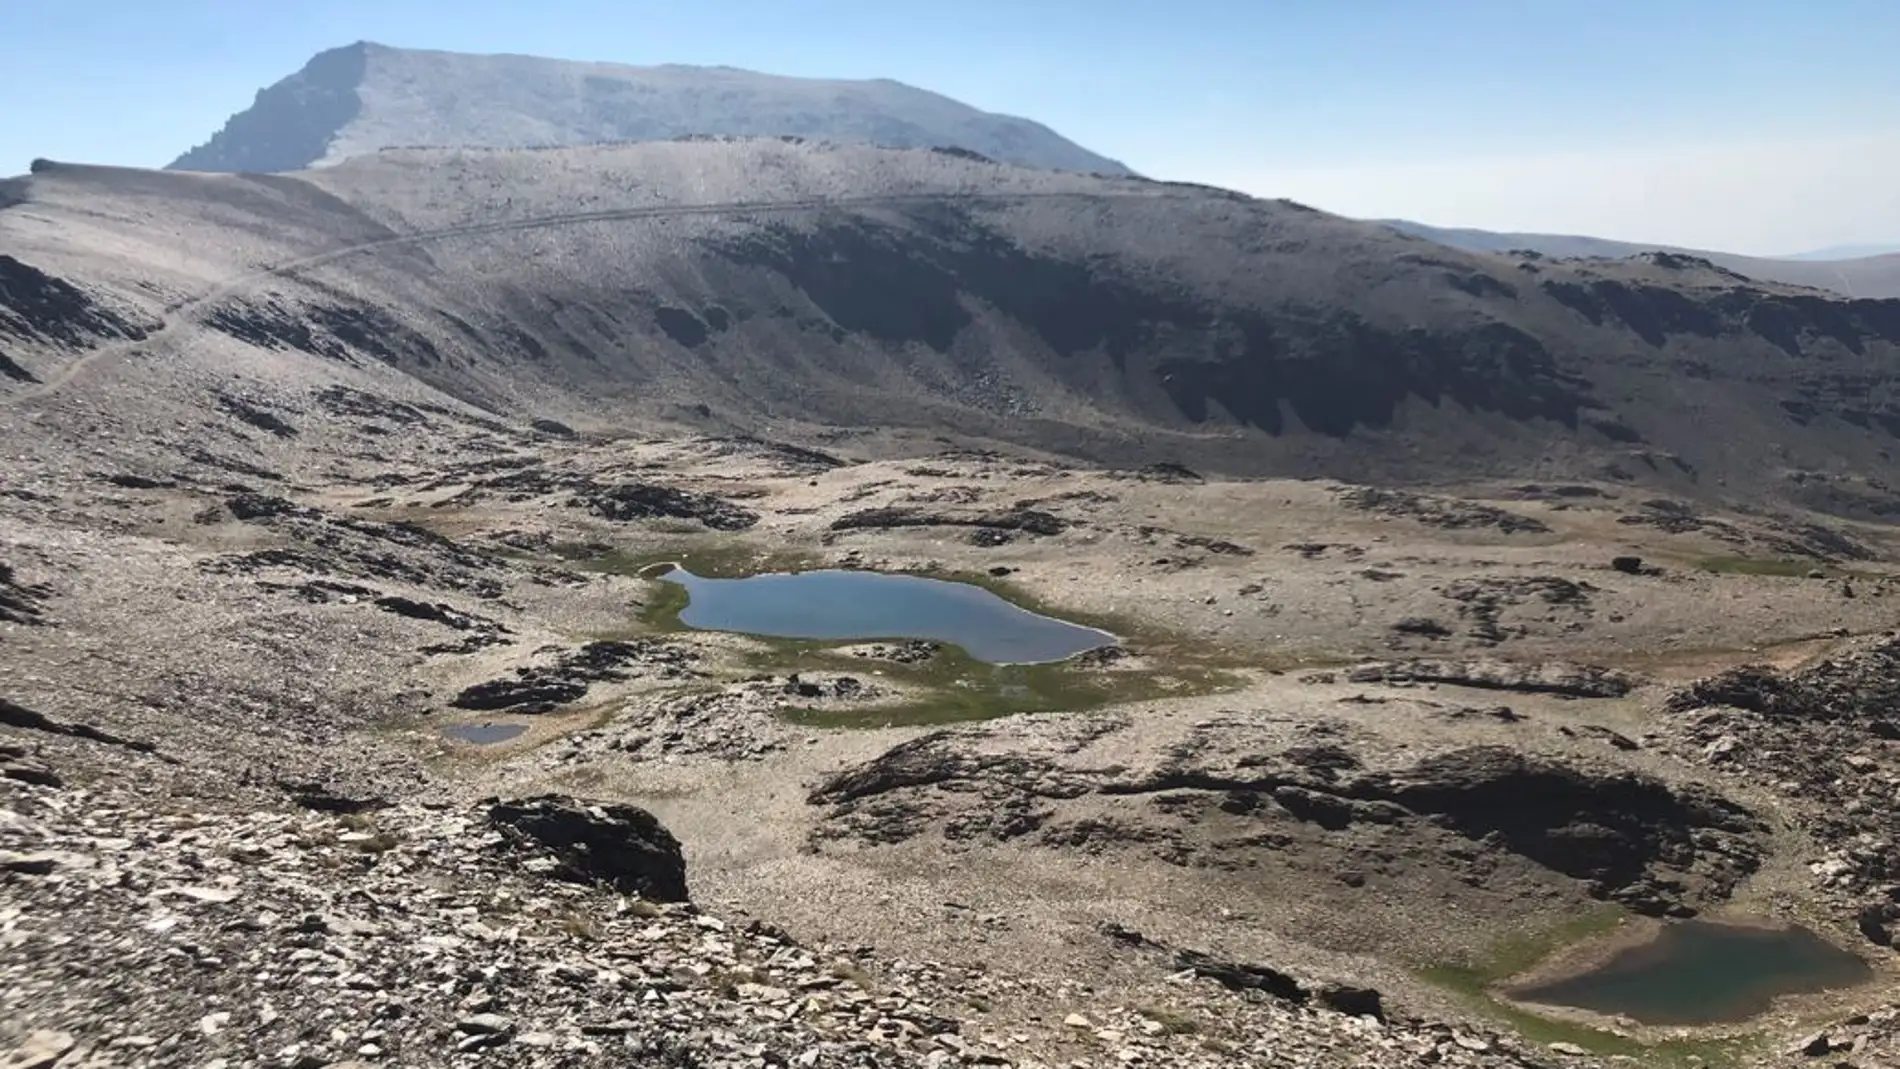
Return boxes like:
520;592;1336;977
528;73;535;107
1417;907;1758;1068
1422;905;1628;991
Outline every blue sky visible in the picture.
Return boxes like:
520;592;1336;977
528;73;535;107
3;0;1895;254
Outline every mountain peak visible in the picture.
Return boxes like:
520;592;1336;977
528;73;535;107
167;44;1131;176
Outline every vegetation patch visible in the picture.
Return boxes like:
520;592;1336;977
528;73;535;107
779;645;1244;729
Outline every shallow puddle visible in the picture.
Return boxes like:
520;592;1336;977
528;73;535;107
443;722;528;746
1508;920;1872;1025
654;567;1114;664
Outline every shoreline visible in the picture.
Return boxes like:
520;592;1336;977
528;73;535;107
1492;913;1891;1040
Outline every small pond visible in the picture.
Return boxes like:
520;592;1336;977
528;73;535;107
1507;920;1872;1026
443;722;528;746
653;566;1116;664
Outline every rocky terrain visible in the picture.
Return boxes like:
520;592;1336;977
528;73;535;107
8;412;1900;1066
10;140;1900;1067
169;42;1132;176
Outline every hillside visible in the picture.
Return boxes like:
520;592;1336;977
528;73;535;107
1383;218;1900;300
167;41;1132;176
9;141;1900;513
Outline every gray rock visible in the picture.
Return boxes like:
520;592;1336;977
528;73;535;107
2;1031;77;1069
456;1014;515;1036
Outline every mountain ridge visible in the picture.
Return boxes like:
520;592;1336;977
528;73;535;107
167;41;1133;177
11;140;1900;518
1381;218;1900;299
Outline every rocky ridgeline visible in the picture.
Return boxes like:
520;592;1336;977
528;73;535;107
2;770;1600;1069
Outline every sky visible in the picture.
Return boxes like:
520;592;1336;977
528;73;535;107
3;0;1896;256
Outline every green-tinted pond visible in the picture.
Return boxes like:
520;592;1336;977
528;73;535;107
655;566;1116;664
1508;921;1871;1026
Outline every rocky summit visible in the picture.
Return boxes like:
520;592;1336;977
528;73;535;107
168;43;1133;177
7;86;1900;1069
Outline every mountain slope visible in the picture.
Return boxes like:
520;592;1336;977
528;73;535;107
167;42;1132;177
1381;219;1900;299
9;141;1900;514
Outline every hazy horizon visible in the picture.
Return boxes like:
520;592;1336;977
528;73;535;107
3;0;1895;257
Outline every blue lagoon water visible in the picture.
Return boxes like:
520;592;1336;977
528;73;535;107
656;567;1115;664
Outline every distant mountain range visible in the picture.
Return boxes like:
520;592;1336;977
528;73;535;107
167;42;1132;177
1778;243;1900;262
1381;220;1900;299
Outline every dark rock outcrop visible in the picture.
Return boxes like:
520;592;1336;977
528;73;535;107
226;493;318;522
216;393;300;438
0;698;164;757
830;507;1068;537
203;296;443;369
572;483;759;531
0;255;153;369
1334;488;1549;534
1434;576;1597;645
1667;640;1900;721
201;501;515;601
1098;924;1384;1021
451;678;589;714
451;641;696;714
278;780;388;814
487;794;689;901
1367;746;1761;914
1344;659;1635;698
1;743;62;788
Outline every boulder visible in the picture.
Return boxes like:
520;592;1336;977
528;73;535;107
1313;983;1385;1021
487;795;689;902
